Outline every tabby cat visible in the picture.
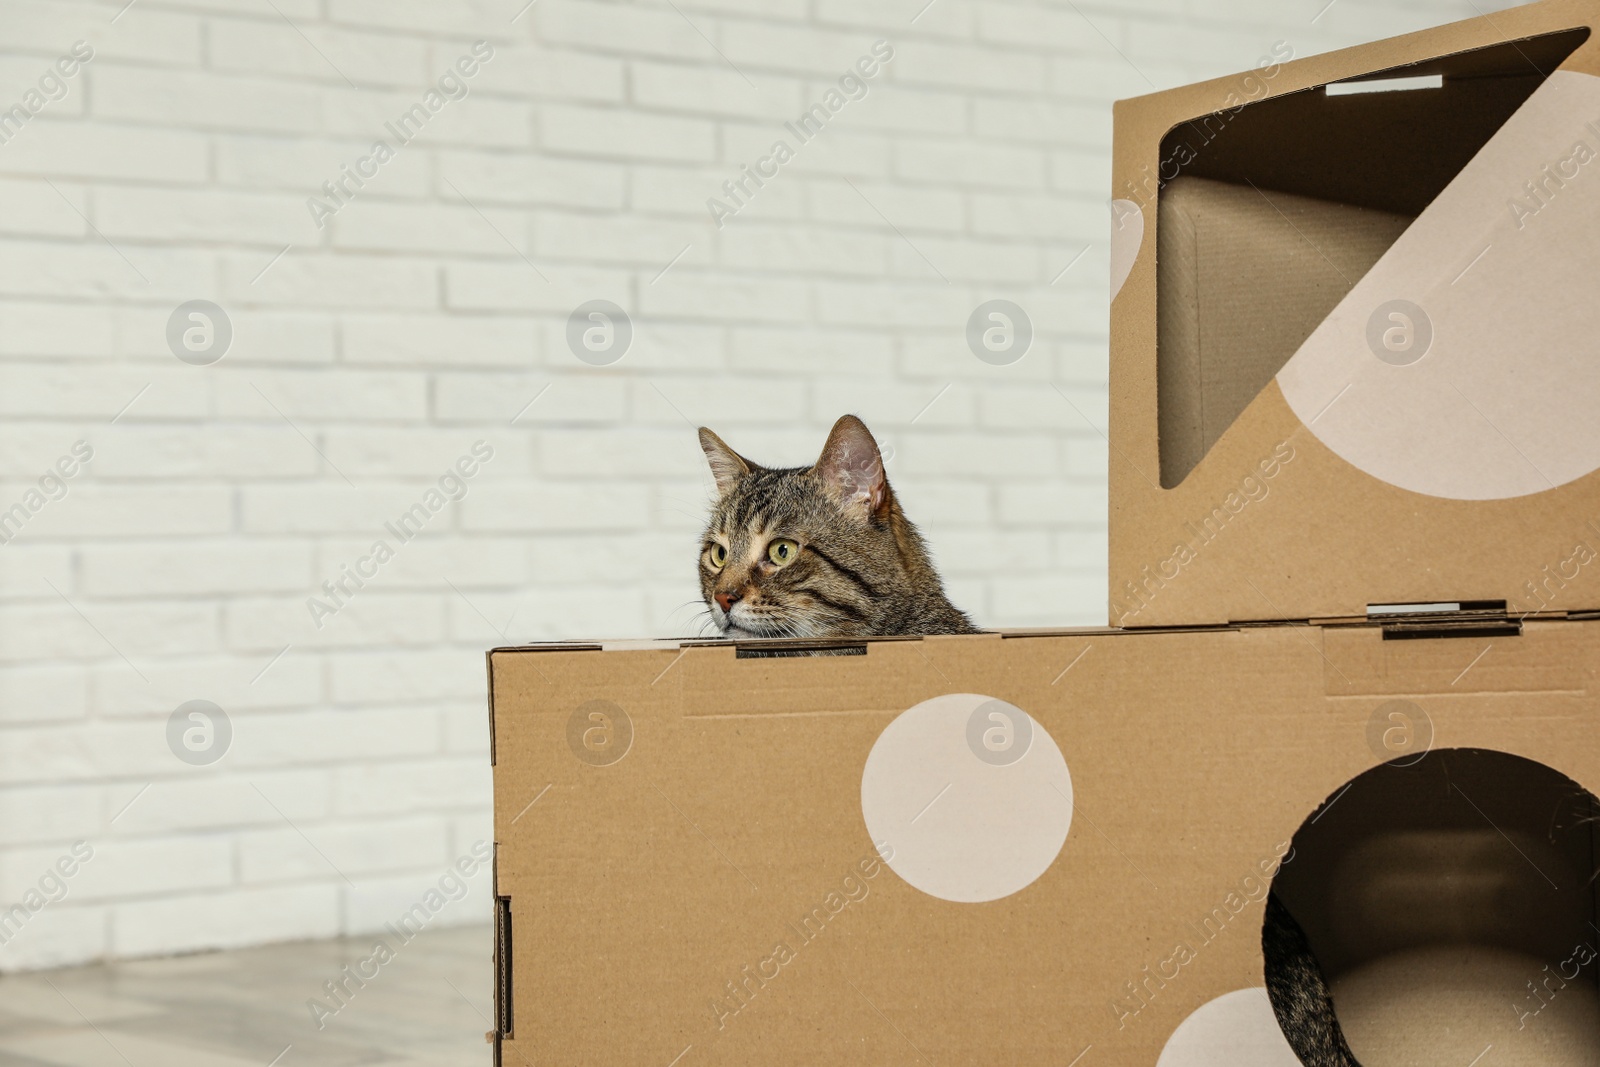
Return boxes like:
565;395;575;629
696;415;1354;1065
696;415;976;638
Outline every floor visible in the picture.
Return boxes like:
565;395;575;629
0;925;492;1067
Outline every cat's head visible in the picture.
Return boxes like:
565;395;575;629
696;415;906;639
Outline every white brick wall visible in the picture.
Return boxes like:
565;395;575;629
0;0;1511;968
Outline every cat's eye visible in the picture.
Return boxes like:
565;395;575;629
708;543;727;570
767;539;799;567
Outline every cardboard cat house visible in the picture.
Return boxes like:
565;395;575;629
487;3;1600;1064
1108;0;1600;628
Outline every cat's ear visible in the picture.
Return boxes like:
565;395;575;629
698;427;753;497
814;415;888;520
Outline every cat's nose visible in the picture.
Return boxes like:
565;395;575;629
714;590;741;612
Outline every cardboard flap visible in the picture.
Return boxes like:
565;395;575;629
1278;69;1600;500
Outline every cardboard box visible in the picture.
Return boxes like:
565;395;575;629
487;619;1600;1065
488;7;1600;1064
1108;0;1600;628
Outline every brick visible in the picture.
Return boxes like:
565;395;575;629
221;251;437;310
534;0;710;59
439;149;626;210
540;104;716;163
322;85;532;149
94;186;304;245
459;481;649;533
0;362;206;420
342;859;493;934
332;757;490;816
633;164;804;220
640;270;809;323
226;592;446;650
814;279;959;329
0;785;100;847
442;702;490;753
970;191;1105;241
896;137;1046;190
231;707;441;767
0;665;88;724
214;367;429;423
718;222;887;277
891;39;1046;92
728;326;893;375
239;815;449;884
0;836;230;903
480;583;647;641
632;62;802;119
719;21;865;74
722;121;890;179
0;177;85;238
215;134;431;197
93;66;324;133
319;428;526;478
626;321;725;371
434;372;626;424
331;199;525;255
89;426;322;480
328;650;484;704
535;429;701;477
457;44;624;103
112;884;339;958
443;260;629;313
0;300;114;357
107;770;332;836
81;541;312;597
998;480;1109;524
0;601;219;665
0;123;208;182
208;18;431;87
992;572;1106;625
815;0;971;37
328;0;506;34
90;653;323;717
6;486;232;540
973;97;1110;147
1;0;202;63
811;379;974;429
533;211;703;267
0;239;213;302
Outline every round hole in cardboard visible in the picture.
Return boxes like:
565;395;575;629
1266;747;1600;1067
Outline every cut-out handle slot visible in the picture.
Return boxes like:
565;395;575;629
735;643;867;659
494;896;513;1040
1326;74;1443;95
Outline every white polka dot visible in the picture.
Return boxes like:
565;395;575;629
1156;989;1300;1067
860;693;1071;903
1277;72;1600;500
1110;199;1144;301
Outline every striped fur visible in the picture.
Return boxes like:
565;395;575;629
1264;892;1362;1067
696;416;977;638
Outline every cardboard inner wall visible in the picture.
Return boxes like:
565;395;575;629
1153;30;1587;488
489;620;1600;1066
1156;181;1412;487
